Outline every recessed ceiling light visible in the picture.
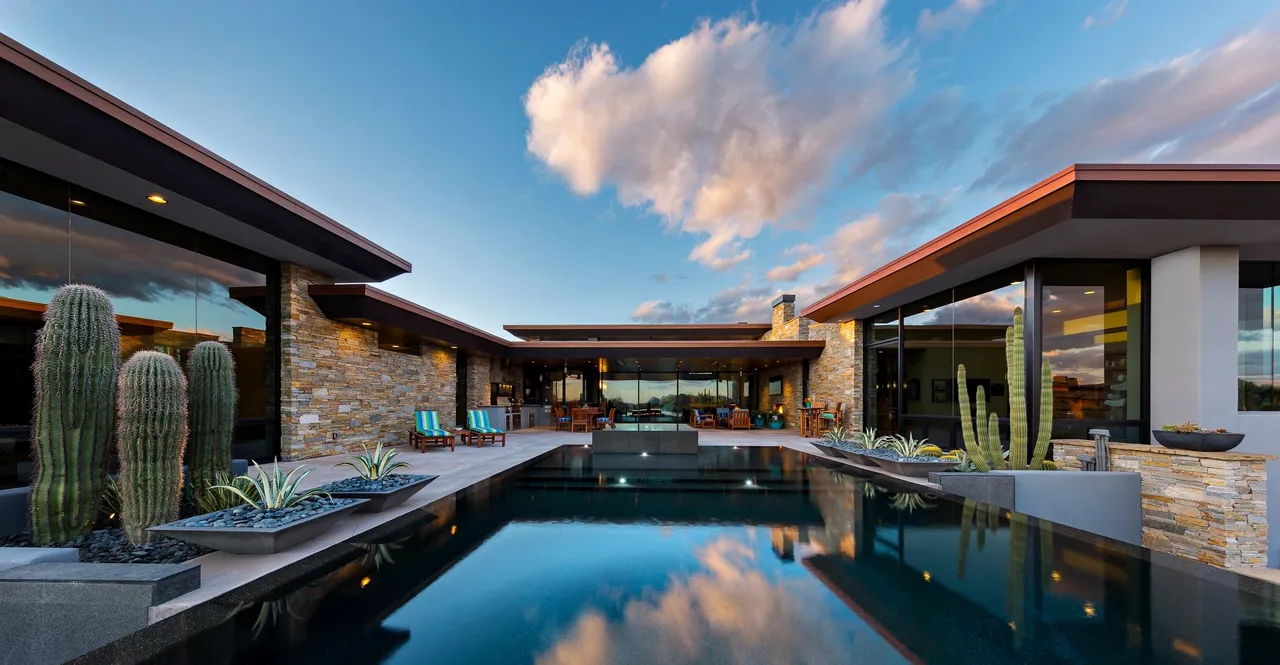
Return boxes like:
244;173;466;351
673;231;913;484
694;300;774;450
361;322;371;326
69;199;87;207
450;346;457;349
873;304;881;308
391;344;399;348
1084;290;1096;295
146;194;167;204
1052;309;1062;314
1011;281;1022;285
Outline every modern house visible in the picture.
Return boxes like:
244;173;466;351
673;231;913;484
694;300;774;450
1;33;1278;550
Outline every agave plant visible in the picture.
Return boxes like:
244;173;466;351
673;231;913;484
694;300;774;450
210;460;329;510
884;433;940;458
890;492;934;513
820;425;853;444
335;442;411;481
852;428;885;450
198;471;261;514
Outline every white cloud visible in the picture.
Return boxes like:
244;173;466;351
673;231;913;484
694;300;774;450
825;191;954;284
525;0;911;270
631;280;778;324
1084;0;1127;29
918;0;994;36
978;25;1280;188
765;245;826;282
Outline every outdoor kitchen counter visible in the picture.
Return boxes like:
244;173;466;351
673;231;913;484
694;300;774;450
1054;439;1272;568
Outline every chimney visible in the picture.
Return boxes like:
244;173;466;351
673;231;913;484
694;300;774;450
771;294;796;329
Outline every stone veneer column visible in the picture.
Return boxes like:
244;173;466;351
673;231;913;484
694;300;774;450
465;354;491;410
760;294;863;431
1054;440;1270;568
278;263;457;460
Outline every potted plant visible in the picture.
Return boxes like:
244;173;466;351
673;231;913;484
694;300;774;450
318;442;438;512
148;461;366;555
810;425;851;457
752;411;766;429
769;412;785;430
1152;422;1245;452
833;428;884;465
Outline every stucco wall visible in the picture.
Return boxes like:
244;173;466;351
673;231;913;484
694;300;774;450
279;263;457;460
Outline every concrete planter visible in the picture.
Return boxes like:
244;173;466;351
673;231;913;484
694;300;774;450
591;429;698;454
148;499;367;555
871;457;957;477
809;442;845;457
324;475;439;512
835;448;876;465
929;470;1142;545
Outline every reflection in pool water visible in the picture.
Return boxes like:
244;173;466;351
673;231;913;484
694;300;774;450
91;447;1279;664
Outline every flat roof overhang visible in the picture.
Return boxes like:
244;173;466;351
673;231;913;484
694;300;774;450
0;33;410;283
506;340;825;361
503;323;773;341
303;284;510;356
803;164;1280;323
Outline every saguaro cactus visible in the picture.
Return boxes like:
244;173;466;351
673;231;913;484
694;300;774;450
187;341;236;500
29;284;120;544
957;307;1054;472
117;351;188;544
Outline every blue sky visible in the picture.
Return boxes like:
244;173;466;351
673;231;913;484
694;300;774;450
4;0;1278;338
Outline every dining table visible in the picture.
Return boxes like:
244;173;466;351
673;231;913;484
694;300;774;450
797;406;826;438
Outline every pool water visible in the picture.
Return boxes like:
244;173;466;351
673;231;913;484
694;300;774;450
108;447;1279;664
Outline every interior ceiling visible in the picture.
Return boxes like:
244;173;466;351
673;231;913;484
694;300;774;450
515;357;798;373
832;216;1280;321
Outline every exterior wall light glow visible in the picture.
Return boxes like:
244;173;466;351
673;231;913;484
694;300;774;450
1084;290;1096;295
146;194;168;204
361;322;372;326
69;199;87;207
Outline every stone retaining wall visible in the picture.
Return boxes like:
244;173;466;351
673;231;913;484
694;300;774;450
279;264;457;459
1054;440;1270;568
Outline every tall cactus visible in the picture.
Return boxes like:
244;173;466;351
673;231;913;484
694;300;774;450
956;306;1054;472
29;284;120;544
117;351;188;544
188;341;236;500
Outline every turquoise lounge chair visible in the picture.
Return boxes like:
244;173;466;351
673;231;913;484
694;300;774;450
466;409;506;447
411;410;454;451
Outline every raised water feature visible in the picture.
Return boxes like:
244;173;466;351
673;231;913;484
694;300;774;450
74;447;1280;664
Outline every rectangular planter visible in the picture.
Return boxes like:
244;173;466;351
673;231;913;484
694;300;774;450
324;475;439;512
870;458;958;477
836;449;877;465
591;429;699;454
929;470;1142;546
148;499;368;555
809;442;844;457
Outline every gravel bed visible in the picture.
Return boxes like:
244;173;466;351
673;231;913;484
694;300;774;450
0;528;212;564
318;473;430;493
167;496;357;530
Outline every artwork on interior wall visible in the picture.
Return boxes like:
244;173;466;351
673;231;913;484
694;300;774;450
769;376;783;395
931;379;949;403
955;378;993;401
906;378;921;401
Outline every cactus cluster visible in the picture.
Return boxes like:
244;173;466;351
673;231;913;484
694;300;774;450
117;351;188;544
957;307;1054;472
29;285;120;544
187;341;237;501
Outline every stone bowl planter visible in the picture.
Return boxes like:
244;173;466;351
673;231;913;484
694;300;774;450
835;448;877;465
1151;430;1245;453
148;498;367;555
867;457;958;477
319;474;439;513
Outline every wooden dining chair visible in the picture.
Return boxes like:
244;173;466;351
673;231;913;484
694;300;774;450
819;402;843;431
553;406;571;431
595;407;616;430
571;408;590;432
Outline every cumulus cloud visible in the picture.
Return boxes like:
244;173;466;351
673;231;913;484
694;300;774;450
632;280;778;324
918;0;994;36
524;0;911;270
651;273;669;284
1083;0;1127;29
849;88;986;189
825;190;954;285
977;25;1280;188
765;244;826;282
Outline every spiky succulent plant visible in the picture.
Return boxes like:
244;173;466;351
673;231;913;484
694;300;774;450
117;351;188;544
187;341;237;502
335;442;411;481
820;425;852;444
211;461;328;510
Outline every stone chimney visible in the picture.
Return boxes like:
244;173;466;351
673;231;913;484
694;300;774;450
771;294;796;329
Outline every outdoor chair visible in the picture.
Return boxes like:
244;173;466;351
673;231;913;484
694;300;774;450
570;408;590;432
553;406;571;431
466;409;506;447
596;407;616;430
690;409;715;429
729;409;751;430
411;410;455;452
819;402;843;431
715;407;732;427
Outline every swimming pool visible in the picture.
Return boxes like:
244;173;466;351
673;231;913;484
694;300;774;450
87;446;1279;664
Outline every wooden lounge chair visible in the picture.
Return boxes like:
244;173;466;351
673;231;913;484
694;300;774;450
596;407;616;430
729;409;751;430
410;410;454;452
690;409;715;429
466;409;506;447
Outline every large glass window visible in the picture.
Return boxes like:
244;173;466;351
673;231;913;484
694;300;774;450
1040;261;1144;441
639;373;678;420
864;309;899;436
602;373;638;417
0;159;275;485
1239;262;1280;410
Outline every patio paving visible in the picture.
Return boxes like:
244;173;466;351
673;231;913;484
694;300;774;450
149;426;930;622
